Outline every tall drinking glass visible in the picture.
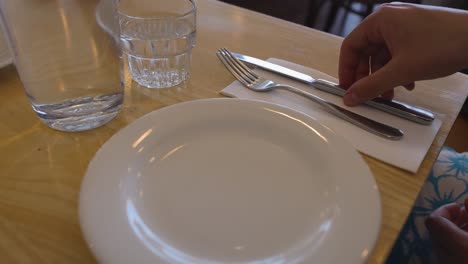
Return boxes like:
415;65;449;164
0;0;123;132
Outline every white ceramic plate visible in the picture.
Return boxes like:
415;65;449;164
79;99;381;264
0;22;12;68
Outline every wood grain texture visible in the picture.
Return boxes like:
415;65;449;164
1;0;468;263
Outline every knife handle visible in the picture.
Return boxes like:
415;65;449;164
312;79;435;125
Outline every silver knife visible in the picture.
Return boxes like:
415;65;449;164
232;52;435;125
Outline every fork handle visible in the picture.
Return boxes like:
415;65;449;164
278;85;404;140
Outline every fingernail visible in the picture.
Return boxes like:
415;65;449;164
343;91;360;106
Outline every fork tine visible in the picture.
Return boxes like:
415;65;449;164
221;48;259;80
217;49;256;85
218;49;255;83
219;48;257;84
216;50;251;86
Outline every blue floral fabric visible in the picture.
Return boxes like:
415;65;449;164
386;147;468;264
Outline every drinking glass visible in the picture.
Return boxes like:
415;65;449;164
117;0;196;88
0;0;123;132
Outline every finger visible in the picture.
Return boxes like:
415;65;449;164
339;15;381;89
461;222;468;232
458;206;468;224
371;49;392;100
460;200;468;228
425;215;468;253
430;203;461;221
339;39;361;89
381;90;394;100
339;46;361;89
370;47;391;74
343;60;401;106
370;57;384;75
403;82;415;90
431;202;467;227
355;56;370;82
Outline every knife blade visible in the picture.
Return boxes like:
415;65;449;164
232;52;435;125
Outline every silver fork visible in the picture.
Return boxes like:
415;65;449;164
217;48;404;140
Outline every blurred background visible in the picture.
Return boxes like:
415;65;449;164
218;0;468;37
218;0;468;151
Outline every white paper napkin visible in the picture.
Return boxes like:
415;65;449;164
220;58;442;173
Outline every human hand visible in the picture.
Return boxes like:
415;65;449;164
425;198;468;263
339;3;468;106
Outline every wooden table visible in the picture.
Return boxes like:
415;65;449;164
1;0;468;263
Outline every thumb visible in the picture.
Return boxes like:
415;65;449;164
343;60;403;106
426;215;468;252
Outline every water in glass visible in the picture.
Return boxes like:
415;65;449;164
120;14;196;88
